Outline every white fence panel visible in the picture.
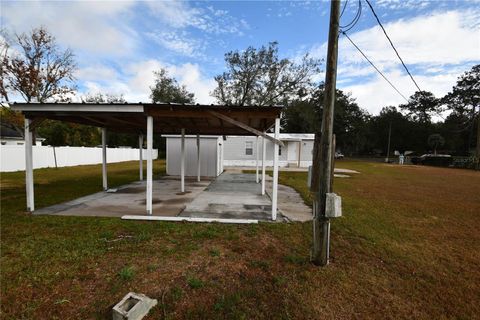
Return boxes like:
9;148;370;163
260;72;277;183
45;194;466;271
0;145;158;172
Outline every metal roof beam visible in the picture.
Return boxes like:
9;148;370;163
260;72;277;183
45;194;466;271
207;110;284;147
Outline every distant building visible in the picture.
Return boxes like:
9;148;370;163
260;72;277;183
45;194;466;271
164;133;315;177
0;124;44;146
223;134;314;168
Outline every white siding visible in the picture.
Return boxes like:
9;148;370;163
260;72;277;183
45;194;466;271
223;136;288;161
300;140;314;161
223;135;314;167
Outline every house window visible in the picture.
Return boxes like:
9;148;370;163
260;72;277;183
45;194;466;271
245;141;253;155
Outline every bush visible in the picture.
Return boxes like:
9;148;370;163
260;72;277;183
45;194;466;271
421;155;453;167
118;266;135;281
452;157;477;169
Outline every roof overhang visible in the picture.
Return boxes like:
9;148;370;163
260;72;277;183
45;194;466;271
11;102;283;137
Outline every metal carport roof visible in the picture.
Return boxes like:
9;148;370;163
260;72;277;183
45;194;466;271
11;102;283;136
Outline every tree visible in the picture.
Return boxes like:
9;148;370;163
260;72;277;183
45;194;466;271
0;104;24;137
427;133;445;155
212;42;321;106
150;69;195;103
368;106;422;155
442;64;479;168
439;112;471;155
399;91;439;123
283;85;371;155
37;93;125;147
1;26;76;103
82;92;126;104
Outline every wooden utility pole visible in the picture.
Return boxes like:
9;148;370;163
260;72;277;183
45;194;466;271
310;0;340;266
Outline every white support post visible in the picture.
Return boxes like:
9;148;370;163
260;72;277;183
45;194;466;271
102;128;108;191
272;118;280;220
146;116;153;215
181;128;185;193
24;118;34;212
256;136;259;183
261;135;266;196
139;134;144;181
196;134;201;182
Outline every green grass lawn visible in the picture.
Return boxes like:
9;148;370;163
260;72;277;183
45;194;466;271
1;160;479;319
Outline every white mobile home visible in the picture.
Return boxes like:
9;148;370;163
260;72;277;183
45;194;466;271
223;134;314;168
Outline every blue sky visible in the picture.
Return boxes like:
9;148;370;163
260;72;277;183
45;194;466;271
1;0;479;114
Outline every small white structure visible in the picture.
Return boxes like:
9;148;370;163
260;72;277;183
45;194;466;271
1;124;44;146
165;135;223;177
223;133;314;168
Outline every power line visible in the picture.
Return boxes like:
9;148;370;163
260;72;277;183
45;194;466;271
340;0;349;18
341;31;409;102
364;0;423;93
340;0;362;32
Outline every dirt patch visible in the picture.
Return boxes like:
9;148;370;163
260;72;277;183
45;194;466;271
162;198;192;205
176;191;192;195
137;198;163;205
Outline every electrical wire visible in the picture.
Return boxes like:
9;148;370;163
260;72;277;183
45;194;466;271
363;0;423;93
340;0;362;33
340;0;349;18
341;31;409;102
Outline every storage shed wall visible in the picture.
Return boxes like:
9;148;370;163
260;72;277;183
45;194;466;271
166;136;222;177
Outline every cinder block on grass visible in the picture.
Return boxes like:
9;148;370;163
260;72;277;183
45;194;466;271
112;292;157;320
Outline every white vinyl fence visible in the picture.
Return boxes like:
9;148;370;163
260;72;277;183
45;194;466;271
0;145;158;172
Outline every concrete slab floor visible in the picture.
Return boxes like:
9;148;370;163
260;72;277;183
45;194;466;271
34;173;312;222
34;177;211;217
181;173;287;222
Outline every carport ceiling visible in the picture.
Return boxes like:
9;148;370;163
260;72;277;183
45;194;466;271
12;102;283;135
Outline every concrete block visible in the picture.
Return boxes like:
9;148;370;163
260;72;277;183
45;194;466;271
325;193;342;218
112;292;157;320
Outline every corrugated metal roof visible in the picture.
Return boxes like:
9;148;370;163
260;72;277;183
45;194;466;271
9;102;284;136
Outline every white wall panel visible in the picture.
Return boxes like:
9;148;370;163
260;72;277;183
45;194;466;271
0;145;158;172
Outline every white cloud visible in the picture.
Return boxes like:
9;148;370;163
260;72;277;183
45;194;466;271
145;31;205;58
168;63;217;104
0;0;137;56
78;59;216;104
307;9;480;114
342;67;468;114
76;66;118;82
375;0;432;10
146;1;249;35
338;10;480;66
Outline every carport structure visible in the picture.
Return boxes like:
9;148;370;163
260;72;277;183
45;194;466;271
12;102;284;221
